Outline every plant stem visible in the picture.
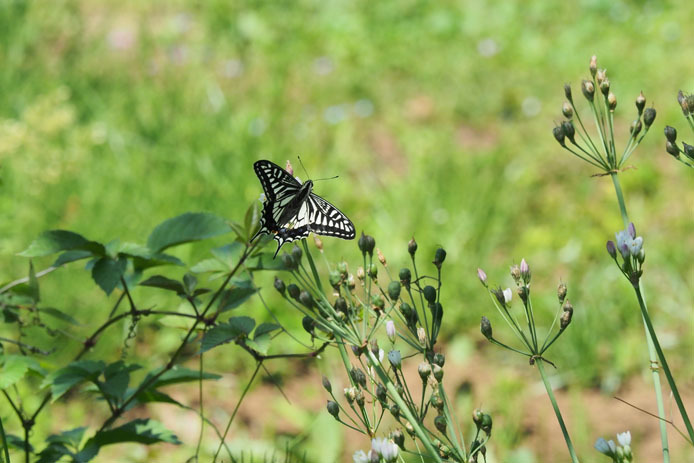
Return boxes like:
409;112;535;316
634;285;694;443
0;413;10;463
536;359;579;463
610;173;629;229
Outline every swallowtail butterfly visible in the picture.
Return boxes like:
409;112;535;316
251;160;356;257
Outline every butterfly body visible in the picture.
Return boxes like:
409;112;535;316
252;160;355;258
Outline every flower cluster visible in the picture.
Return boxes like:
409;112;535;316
553;55;655;172
275;236;491;461
664;90;694;168
478;259;573;364
606;223;645;286
595;430;633;462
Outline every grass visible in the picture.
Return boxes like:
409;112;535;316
0;0;693;461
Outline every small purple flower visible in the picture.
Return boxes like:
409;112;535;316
477;268;488;286
628;222;636;239
520;258;529;275
386;320;396;342
628;236;643;255
606;240;617;258
285;160;294;176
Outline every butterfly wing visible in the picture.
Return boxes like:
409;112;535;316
305;193;356;240
252;160;302;241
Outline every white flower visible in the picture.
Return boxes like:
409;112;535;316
617;430;631;447
380;439;399;462
258;193;266;203
353;450;369;463
371;437;386;453
386;320;396;342
502;288;513;304
378;348;384;363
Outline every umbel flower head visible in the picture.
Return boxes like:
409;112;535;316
606;223;645;286
595;430;633;462
663;90;694;168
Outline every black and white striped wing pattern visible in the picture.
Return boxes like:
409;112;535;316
252;160;355;258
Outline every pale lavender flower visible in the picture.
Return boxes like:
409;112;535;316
520;258;529;275
503;288;512;304
595;437;616;457
386;320;396;342
477;268;488;286
616;430;631;447
628;236;643;255
353;450;369;463
628;222;636;239
285;160;294;175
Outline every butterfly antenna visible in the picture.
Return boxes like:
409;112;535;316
313;175;339;182
297;156;310;180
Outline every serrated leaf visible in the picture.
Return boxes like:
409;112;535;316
139;275;185;294
77;419;180;460
91;257;127;295
217;280;256;313
45;427;87;447
190;258;229;274
255;323;281;338
101;362;140;405
20;230;105;257
211;242;242;265
147;212;232;253
245;336;271;355
132;389;183;407
44;360;105;402
0;355;37;388
132;253;184;271
200;317;256;353
40;307;80;325
53;250;92;267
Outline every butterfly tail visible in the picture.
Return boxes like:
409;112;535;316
272;240;283;259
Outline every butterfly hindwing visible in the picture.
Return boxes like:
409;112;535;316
251;160;355;258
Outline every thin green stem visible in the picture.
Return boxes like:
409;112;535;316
610;173;629;229
536;359;579;463
0;412;10;463
634;285;694;443
195;348;205;460
213;362;262;462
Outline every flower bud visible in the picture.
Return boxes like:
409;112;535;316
564;83;573;102
606;240;617;259
557;282;567;303
291;244;303;263
666;141;680;157
273;276;286;295
329;270;342;289
347;274;356;291
492;287;506;306
502;288;512;304
417;327;426;345
560;309;573;330
519;258;530;281
371;294;385;312
562;299;573;314
480;413;493;434
399;268;411;287
281;253;297;270
683;143;694;160
600;78;610;97
643;107;656;128
418;362;431;381
434;415;447;433
344;387;356;403
299;290;313;309
388;350;402;369
377;248;387;267
432;364;444;382
664;125;677;143
686;94;694;116
389;403;400;419
285;160;294;175
387;281;401;301
351;367;367;388
376;383;387;403
386;320;396;342
561;120;576;144
370;339;379;357
399;302;413;321
322;376;332;393
581;80;595;102
637;248;645;264
628;223;636;239
391;429;405;449
358;232;375;257
355;389;365;407
589;55;597;77
480;316;493;340
302;316;314;334
326;400;339;418
351;344;364;357
477;268;488;286
510;265;521;283
433;248;447;269
423;285;436;303
635;91;646;114
368;263;378;279
678;90;688;115
357;266;365;281
607;92;616;111
407;237;417;256
552;125;566;147
287;283;301;300
630;119;642;137
472;409;483;426
405;421;415;437
430;391;444;410
562;101;573;118
334;297;348;315
313;234;323;252
433;352;445;367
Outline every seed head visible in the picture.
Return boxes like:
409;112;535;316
557;282;567;303
683;143;694;160
299;290;313;309
472;409;483;426
358;232;375;257
430;392;444;411
350;367;367;388
388;350;402;369
560;310;573;330
377;248;387;266
635;91;646;114
562;299;574;314
581;80;595;102
273;276;286;295
480;413;493;434
432;364;444;382
407;237;418;256
301;316;314;334
387;281;401;301
287;283;301;300
423;285;436;303
389;403;400;419
607;92;617;111
643;107;656;128
417;327;427;345
376;383;387;403
562;101;573;118
433;352;445;367
344;387;356;404
281;253;297;270
291;244;302;263
664;126;677;143
418;362;431;381
433;248;447;269
553;125;566;147
391;429;405;449
480;316;493;340
368;264;378;280
326;400;339;418
313;234;323;252
510;264;521;283
399;268;411;287
434;415;447;433
630;120;642;137
561;120;576;144
357;266;365;281
600;78;611;97
564;83;573;102
666;141;680;157
322;376;332;393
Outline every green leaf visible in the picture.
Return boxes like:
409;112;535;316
91;257;127;295
147;212;232;253
182;273;197;295
101;362;140;405
132;389;183;407
0;355;39;389
46;427;87;447
76;419;180;461
244;201;261;241
44;360;105;402
118;243;184;270
139;275;185;295
53;250;92;267
246;322;281;355
217;279;256;313
6;434;33;452
200;317;255;353
20;230;105;257
149;366;221;388
255;322;281;338
190;258;228;274
39;307;80;325
246;252;289;271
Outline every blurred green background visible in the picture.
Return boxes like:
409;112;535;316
1;0;693;461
